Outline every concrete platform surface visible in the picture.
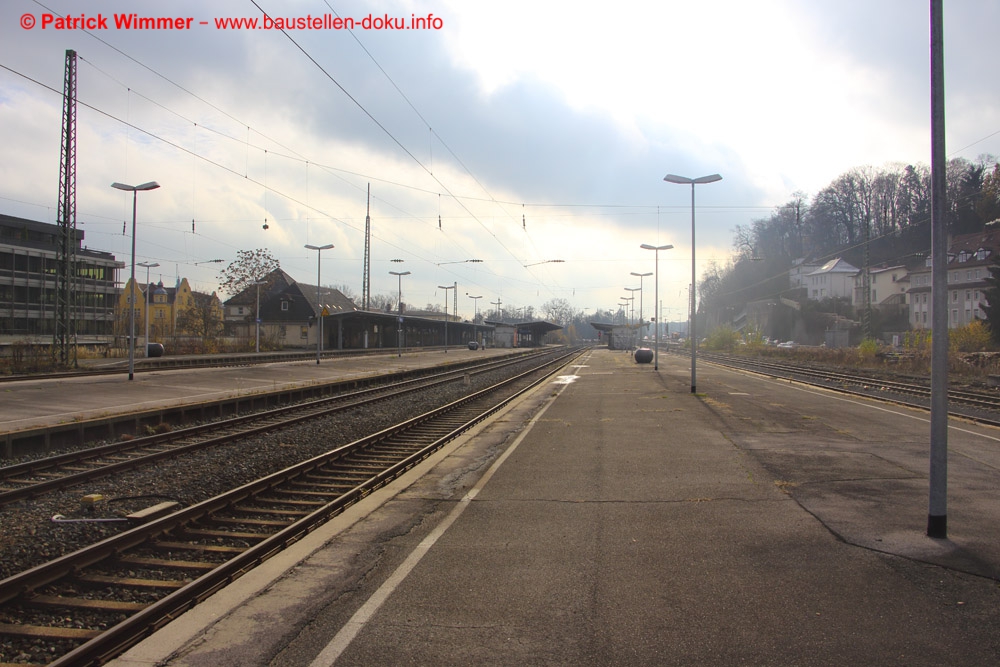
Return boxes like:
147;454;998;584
102;348;1000;666
0;347;511;435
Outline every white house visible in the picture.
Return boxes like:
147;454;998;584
805;258;859;300
853;265;909;310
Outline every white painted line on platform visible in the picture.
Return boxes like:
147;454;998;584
308;351;589;666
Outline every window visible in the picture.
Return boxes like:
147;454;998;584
281;301;289;311
966;290;971;301
300;326;308;339
237;307;244;315
952;309;958;324
952;291;959;302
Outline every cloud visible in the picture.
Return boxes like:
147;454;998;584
1;0;998;318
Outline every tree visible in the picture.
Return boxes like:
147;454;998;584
218;249;280;297
176;292;224;338
541;298;573;324
978;162;1000;225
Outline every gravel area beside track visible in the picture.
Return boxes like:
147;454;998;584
0;366;521;580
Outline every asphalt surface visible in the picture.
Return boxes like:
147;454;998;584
80;347;1000;665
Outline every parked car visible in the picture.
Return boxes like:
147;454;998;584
777;341;798;349
468;341;480;350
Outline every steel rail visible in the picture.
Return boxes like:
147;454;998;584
0;347;585;666
0;351;550;506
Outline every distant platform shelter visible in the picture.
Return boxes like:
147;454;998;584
484;320;562;348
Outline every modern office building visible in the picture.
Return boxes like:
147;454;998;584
0;213;122;338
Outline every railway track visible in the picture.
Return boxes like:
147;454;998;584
0;346;584;666
690;349;1000;422
0;351;549;507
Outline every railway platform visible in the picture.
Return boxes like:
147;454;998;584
107;347;1000;666
0;347;514;437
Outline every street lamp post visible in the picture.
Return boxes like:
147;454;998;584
111;180;160;381
625;286;641;346
468;294;482;347
437;284;456;351
390;269;410;357
305;243;334;364
640;244;673;370
137;261;159;357
663;173;722;393
630;271;652;326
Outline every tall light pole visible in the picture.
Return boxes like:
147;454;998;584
640;244;673;370
664;172;722;393
390;269;410;357
111;180;160;381
437;284;456;350
630;271;652;327
137;261;159;357
626;286;641;345
305;243;334;364
468;294;482;347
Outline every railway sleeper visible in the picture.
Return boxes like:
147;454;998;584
274;487;352;497
210;515;292;528
253;496;326;507
179;527;270;541
75;574;187;590
151;541;247;555
0;621;101;640
115;555;217;571
231;505;310;518
26;594;147;613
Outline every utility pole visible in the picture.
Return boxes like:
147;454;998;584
362;183;371;310
55;49;78;368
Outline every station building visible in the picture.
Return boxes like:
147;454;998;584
223;269;562;352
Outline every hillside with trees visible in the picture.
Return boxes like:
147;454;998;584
699;156;1000;344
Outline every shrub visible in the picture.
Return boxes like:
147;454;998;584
950;320;993;353
857;338;879;362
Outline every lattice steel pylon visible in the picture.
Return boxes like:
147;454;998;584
362;183;371;310
861;215;872;341
54;49;78;367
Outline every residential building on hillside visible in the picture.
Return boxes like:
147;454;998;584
789;258;823;290
853;265;909;313
0;213;121;338
908;228;1000;329
805;258;858;300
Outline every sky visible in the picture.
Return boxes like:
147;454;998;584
2;0;998;325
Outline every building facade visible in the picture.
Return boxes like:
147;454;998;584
853;265;910;313
805;258;859;301
115;277;223;341
908;229;1000;329
0;214;121;338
